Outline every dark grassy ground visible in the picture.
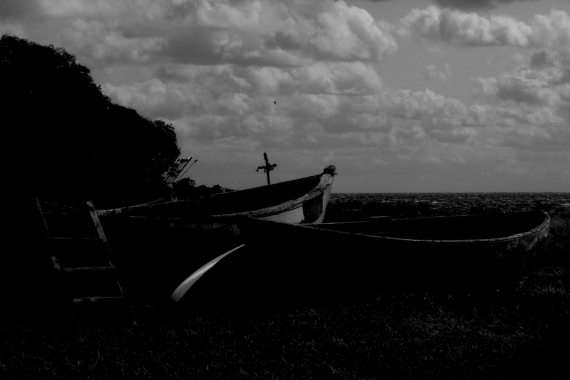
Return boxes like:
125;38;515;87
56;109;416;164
1;194;569;379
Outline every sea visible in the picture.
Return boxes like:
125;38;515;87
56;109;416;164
323;192;570;222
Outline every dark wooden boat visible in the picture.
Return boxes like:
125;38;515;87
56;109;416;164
175;211;550;312
97;165;336;224
242;210;550;288
93;166;336;300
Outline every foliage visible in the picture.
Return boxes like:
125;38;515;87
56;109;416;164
173;177;196;190
172;178;233;200
171;177;196;199
1;34;180;207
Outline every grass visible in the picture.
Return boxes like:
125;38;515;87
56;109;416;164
1;200;569;379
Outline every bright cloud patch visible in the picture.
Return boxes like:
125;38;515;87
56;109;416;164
400;5;570;50
470;49;570;150
29;0;398;67
197;0;398;62
474;50;570;115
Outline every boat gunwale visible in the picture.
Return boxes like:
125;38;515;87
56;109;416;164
206;170;335;219
300;211;550;244
96;167;336;218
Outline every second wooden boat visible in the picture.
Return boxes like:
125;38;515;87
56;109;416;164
240;210;550;287
173;211;550;312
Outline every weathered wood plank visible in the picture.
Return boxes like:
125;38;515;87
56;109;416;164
34;198;125;306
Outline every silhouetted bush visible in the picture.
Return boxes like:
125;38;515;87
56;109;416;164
172;180;234;200
1;34;180;207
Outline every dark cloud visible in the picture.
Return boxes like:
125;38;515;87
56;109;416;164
163;0;199;22
558;70;570;85
263;32;304;52
363;0;539;9
162;30;302;68
530;50;555;68
0;0;39;20
115;24;165;39
431;0;539;11
529;50;570;85
496;85;543;105
160;28;222;65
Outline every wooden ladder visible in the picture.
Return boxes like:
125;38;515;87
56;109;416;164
33;198;125;306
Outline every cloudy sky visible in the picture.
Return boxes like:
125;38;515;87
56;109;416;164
2;0;569;192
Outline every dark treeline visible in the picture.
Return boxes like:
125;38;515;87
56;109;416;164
1;34;181;209
172;178;234;200
1;34;234;311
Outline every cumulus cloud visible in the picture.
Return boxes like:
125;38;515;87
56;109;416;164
383;88;468;121
250;61;384;95
528;49;569;68
16;0;398;68
198;0;399;61
103;57;489;167
103;78;216;119
198;0;397;64
467;49;570;153
103;60;384;120
400;5;570;49
473;49;570;110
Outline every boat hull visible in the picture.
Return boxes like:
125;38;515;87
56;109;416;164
97;166;336;223
242;211;550;286
177;211;550;312
95;166;336;301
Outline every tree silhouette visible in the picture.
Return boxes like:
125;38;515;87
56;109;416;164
1;34;180;207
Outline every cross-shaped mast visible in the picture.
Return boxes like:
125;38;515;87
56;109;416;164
256;152;277;185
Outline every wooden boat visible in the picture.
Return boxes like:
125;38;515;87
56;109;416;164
174;211;550;312
97;165;336;224
241;210;550;288
91;166;336;300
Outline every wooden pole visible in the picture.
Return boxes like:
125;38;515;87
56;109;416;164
256;152;277;185
263;153;270;185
